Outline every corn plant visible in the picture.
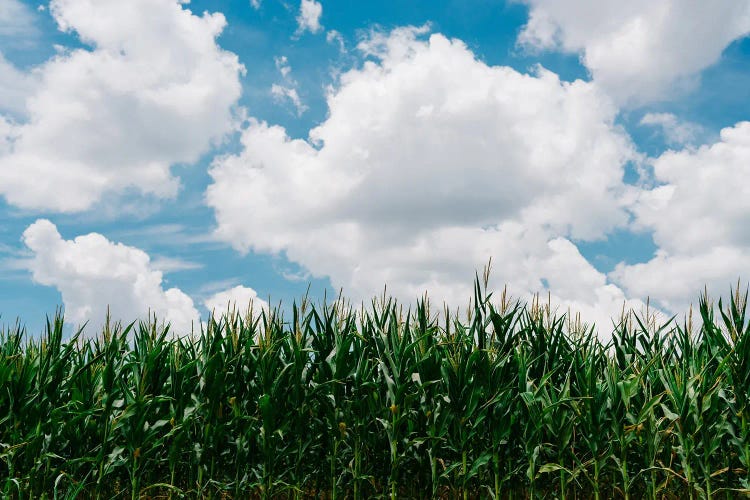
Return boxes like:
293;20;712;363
1;280;750;498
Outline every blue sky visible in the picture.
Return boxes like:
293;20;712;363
1;0;749;336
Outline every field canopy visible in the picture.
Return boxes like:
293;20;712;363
1;281;750;499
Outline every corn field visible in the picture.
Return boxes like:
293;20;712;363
2;279;750;499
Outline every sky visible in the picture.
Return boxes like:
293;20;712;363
1;0;749;336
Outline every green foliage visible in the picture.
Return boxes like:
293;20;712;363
1;281;750;498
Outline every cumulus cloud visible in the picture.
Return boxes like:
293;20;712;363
613;122;750;313
22;219;200;334
296;0;323;35
613;248;750;315
0;0;244;212
204;285;269;318
517;0;750;105
208;27;647;335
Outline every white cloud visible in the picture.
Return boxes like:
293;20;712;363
0;116;19;156
250;0;261;9
271;55;307;115
204;285;269;318
296;0;323;35
613;121;750;313
326;30;345;52
275;55;291;78
150;256;203;273
0;53;37;117
271;84;307;116
22;219;200;334
640;112;704;147
0;0;36;39
208;27;647;335
612;248;750;315
631;122;750;255
517;0;750;105
0;0;245;212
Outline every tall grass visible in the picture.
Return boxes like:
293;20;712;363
1;278;749;498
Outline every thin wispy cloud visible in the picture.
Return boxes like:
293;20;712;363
640;112;705;147
0;0;37;39
270;55;308;115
